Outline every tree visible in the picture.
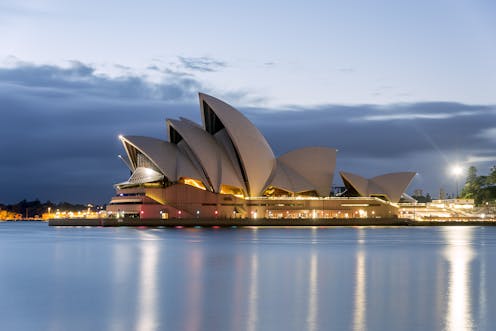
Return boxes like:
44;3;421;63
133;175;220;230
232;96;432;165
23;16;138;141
461;166;479;199
460;166;496;205
487;165;496;185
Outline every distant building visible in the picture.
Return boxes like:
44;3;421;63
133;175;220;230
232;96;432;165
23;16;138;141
107;94;415;219
439;188;446;200
0;210;22;220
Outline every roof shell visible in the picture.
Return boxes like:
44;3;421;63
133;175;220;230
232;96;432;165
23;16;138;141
167;118;245;192
339;171;369;196
120;135;204;182
370;172;416;202
199;93;275;196
277;147;337;197
339;171;416;202
269;161;315;193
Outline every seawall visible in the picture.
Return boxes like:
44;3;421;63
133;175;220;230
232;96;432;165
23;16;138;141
48;218;496;227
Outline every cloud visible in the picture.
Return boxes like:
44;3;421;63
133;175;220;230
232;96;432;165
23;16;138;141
178;56;227;72
0;61;204;203
466;154;496;163
249;102;496;158
338;67;354;73
0;61;202;101
1;60;495;203
114;64;131;71
476;127;496;142
146;65;160;71
162;68;195;78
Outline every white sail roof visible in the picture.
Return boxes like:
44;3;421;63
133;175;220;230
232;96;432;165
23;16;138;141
120;135;204;183
199;93;275;196
167;118;245;193
277;147;337;197
269;161;315;193
370;172;417;203
340;171;416;203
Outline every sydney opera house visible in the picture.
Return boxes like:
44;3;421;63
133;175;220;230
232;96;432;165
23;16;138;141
107;93;415;219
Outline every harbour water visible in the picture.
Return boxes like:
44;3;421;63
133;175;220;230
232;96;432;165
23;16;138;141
1;222;495;331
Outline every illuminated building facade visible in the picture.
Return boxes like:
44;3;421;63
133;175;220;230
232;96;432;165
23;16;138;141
107;93;414;219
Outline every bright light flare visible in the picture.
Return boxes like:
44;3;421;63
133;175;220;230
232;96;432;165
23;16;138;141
451;165;463;177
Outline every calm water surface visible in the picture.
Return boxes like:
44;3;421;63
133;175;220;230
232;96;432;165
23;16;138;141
0;222;495;331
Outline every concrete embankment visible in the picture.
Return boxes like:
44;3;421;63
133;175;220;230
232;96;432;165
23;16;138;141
407;220;496;226
49;217;412;227
47;217;496;227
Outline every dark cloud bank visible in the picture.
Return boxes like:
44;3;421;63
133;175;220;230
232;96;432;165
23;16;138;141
1;61;495;204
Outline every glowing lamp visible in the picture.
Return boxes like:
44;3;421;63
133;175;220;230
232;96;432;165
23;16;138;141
451;165;463;176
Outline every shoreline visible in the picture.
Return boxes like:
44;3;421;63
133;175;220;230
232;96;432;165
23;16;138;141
47;217;496;227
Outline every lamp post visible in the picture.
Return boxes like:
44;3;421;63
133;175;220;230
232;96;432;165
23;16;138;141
451;165;463;199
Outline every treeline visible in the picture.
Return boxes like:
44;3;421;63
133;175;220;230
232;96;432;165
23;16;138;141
411;193;432;203
461;166;496;205
0;199;90;218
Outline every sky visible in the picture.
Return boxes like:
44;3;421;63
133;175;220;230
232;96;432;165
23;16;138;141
1;0;495;204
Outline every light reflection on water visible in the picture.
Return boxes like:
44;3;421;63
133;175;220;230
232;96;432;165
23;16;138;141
306;228;318;331
110;238;132;331
136;232;159;331
0;223;495;331
443;227;475;331
352;229;366;331
184;234;203;331
247;250;259;331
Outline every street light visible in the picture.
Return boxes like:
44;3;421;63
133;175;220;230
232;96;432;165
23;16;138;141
451;165;463;198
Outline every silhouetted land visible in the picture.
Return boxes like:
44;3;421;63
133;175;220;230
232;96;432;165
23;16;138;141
0;200;96;218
